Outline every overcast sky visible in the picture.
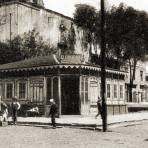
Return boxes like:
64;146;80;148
43;0;148;17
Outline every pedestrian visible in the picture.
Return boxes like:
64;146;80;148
49;99;57;129
0;96;8;122
11;96;21;125
95;96;102;119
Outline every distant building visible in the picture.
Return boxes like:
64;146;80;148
125;61;148;103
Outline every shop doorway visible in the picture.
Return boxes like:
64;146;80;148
61;76;80;115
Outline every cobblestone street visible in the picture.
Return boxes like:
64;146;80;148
0;120;148;148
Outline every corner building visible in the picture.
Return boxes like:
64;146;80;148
0;1;127;116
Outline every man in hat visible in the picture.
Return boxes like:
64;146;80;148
11;96;21;125
49;99;57;128
95;96;102;119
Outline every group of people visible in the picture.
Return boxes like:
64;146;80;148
0;96;20;124
0;96;102;128
0;95;57;128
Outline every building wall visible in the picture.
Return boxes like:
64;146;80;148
0;2;89;62
0;76;46;104
80;75;126;115
0;2;66;43
0;71;127;116
125;61;147;103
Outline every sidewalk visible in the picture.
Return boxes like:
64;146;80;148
8;112;148;128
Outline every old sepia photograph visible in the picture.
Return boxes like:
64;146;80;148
0;0;148;148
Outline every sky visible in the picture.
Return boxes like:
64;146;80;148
43;0;148;17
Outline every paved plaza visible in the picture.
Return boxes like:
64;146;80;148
0;120;148;148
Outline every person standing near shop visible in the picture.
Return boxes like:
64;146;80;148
95;96;102;119
49;99;57;129
11;96;21;125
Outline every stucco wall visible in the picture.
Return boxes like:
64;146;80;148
0;2;89;61
0;3;66;43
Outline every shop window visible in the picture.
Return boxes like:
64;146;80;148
19;83;26;99
85;78;88;102
107;84;110;98
48;17;53;24
53;77;59;104
114;84;117;98
81;76;88;104
47;78;51;104
81;77;84;104
89;79;99;104
0;84;4;99
6;83;13;99
120;85;123;99
140;71;143;81
30;79;44;104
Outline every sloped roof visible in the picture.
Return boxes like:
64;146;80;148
0;54;59;70
0;54;127;76
0;0;73;21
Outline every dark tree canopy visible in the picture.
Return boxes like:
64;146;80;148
104;4;148;63
0;29;57;64
73;3;148;69
73;4;97;63
0;40;22;64
74;4;96;32
74;3;148;101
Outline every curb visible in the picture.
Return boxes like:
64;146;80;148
8;118;148;129
8;121;98;128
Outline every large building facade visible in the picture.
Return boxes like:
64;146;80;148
0;1;148;116
0;54;127;116
0;0;89;59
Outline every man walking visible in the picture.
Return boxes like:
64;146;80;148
49;99;57;129
11;96;21;125
95;96;102;119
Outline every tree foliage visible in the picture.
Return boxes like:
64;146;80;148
0;37;23;64
103;4;148;101
74;4;96;32
105;4;148;63
21;29;57;58
74;4;97;62
58;22;76;54
73;3;148;101
0;29;57;64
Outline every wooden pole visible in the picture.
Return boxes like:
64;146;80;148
100;0;107;132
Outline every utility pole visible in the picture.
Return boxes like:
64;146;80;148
100;0;107;132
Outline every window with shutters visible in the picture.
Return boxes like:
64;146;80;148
6;83;13;99
19;82;26;99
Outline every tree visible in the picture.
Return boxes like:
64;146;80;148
0;36;23;64
73;3;148;103
0;29;57;64
58;22;76;55
20;29;57;58
74;4;97;62
103;4;148;101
